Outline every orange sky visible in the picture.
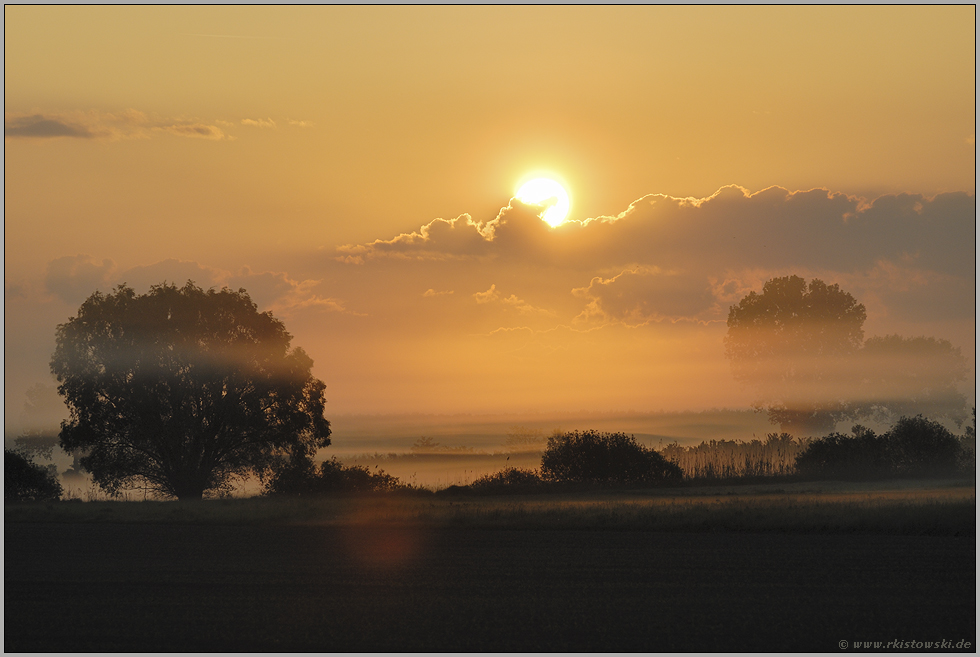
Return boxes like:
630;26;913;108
4;6;976;431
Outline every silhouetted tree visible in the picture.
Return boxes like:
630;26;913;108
854;335;969;425
5;450;63;502
51;282;331;500
540;430;682;485
725;276;866;436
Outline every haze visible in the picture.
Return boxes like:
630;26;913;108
4;6;975;437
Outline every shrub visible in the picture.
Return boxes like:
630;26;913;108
540;431;682;485
794;416;965;480
265;457;404;496
470;467;544;494
886;415;962;477
794;426;890;479
5;450;63;502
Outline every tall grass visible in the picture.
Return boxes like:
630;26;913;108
659;433;808;481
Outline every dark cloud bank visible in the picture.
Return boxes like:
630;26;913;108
337;185;975;325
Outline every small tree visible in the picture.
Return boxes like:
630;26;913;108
5;450;63;502
540;430;681;485
51;282;331;500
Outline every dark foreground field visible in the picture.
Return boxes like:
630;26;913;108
5;484;976;652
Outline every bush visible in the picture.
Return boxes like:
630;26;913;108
5;450;63;502
795;416;965;480
794;426;891;480
470;467;544;494
265;457;404;496
886;415;962;477
540;431;682;485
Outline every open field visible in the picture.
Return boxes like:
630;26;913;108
8;478;975;535
5;480;975;651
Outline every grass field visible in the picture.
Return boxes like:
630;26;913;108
8;478;975;535
5;479;976;651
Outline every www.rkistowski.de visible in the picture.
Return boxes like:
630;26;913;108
840;639;973;650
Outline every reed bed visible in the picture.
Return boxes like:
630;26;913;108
659;433;807;480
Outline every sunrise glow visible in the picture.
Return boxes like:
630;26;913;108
515;177;571;226
4;7;974;651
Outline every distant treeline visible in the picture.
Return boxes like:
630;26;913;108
6;412;974;502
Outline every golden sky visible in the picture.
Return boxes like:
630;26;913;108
4;6;976;428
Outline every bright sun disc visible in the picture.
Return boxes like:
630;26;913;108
515;177;570;227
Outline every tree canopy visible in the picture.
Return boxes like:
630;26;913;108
725;275;970;436
725;275;866;435
51;282;331;500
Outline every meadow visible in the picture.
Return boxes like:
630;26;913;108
7;419;976;651
7;478;975;536
5;479;975;652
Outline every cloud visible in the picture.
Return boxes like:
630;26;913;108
44;254;117;303
241;118;276;128
4;280;30;301
334;185;974;340
157;123;227;140
573;267;717;324
338;186;974;280
5;110;229;142
227;267;361;315
842;258;976;323
338;213;495;262
4;115;93;139
470;284;551;316
288;119;314;127
473;284;499;304
500;293;552;316
41;256;360;316
423;288;453;297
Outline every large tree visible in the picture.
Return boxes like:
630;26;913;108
724;275;866;436
51;282;331;500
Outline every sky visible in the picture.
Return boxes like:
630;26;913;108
4;5;976;434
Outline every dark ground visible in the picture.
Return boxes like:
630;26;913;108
5;523;976;652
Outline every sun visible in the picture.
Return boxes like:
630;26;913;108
515;177;570;227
